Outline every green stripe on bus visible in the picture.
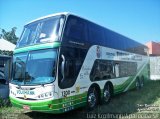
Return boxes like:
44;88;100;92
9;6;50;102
114;77;134;94
128;64;149;90
14;42;61;54
10;92;87;114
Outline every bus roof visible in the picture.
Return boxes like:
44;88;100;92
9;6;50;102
26;12;70;25
26;12;89;25
25;12;148;51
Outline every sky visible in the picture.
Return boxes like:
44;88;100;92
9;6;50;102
0;0;160;44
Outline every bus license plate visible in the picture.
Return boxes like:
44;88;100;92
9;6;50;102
23;105;30;110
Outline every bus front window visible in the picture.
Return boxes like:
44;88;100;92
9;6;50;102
17;15;64;48
12;49;57;85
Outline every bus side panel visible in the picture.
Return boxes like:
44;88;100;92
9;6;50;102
127;62;150;90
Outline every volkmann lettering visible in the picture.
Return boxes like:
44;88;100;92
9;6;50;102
17;90;35;95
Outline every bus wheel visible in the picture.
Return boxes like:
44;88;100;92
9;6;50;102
140;76;144;88
103;84;111;104
87;87;98;110
135;78;141;90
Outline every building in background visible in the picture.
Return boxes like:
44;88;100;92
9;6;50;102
146;41;160;80
146;41;160;56
149;57;160;80
0;38;16;99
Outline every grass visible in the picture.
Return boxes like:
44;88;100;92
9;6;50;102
0;80;160;119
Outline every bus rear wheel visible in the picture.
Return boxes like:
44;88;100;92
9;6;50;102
140;76;144;88
136;78;141;90
87;87;98;110
103;84;111;104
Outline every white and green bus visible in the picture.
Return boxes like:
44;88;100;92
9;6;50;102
9;12;149;113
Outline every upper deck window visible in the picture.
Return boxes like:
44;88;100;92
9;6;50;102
17;15;64;48
63;15;88;45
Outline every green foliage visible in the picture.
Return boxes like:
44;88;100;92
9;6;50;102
0;27;19;45
0;50;13;56
0;95;11;108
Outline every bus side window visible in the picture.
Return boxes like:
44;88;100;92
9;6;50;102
59;47;85;89
88;23;105;45
115;63;119;78
64;16;87;44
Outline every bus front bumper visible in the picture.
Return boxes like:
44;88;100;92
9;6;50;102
10;96;66;114
10;96;86;114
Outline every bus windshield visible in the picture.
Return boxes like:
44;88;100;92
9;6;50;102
17;15;64;48
11;49;57;85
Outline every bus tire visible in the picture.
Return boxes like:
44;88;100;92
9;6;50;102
135;77;141;90
103;84;111;104
87;87;98;110
140;76;144;88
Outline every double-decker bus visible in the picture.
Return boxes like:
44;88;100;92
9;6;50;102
9;12;149;113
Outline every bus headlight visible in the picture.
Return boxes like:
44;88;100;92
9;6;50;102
36;92;54;100
10;90;16;96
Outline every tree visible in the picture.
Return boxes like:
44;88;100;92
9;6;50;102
0;27;19;44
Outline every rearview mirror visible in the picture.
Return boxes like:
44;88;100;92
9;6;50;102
61;54;65;81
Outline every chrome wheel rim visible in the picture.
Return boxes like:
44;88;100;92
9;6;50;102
136;80;140;89
141;81;144;87
88;92;96;108
103;89;110;102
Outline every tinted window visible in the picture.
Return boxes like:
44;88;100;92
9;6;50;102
104;30;116;49
90;59;137;81
88;23;105;45
103;28;147;55
58;46;87;89
12;50;57;85
63;15;147;55
63;16;87;44
17;16;62;48
90;60;115;81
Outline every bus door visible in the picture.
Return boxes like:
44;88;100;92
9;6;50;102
58;47;84;111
